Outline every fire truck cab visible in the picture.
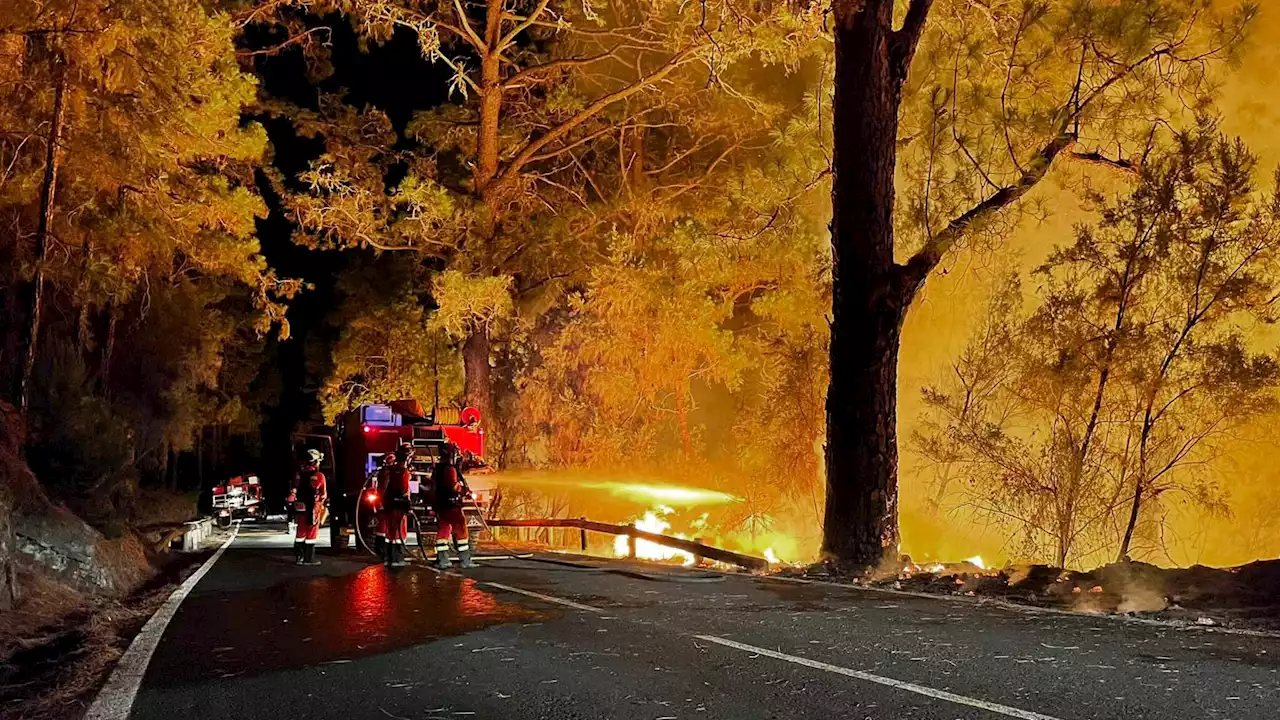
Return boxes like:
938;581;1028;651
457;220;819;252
212;474;265;527
292;400;492;550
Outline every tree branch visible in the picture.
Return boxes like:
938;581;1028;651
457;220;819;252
494;45;704;187
499;0;553;50
890;0;934;82
899;132;1076;291
450;0;487;52
1068;149;1139;174
502;51;619;89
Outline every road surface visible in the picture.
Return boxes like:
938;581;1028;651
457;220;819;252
126;523;1279;720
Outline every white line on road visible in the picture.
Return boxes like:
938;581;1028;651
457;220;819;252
84;523;240;720
482;581;604;613
694;634;1064;720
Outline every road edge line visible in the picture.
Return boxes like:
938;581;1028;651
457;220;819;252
84;523;240;720
694;634;1062;720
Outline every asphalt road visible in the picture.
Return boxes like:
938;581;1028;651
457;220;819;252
126;523;1280;720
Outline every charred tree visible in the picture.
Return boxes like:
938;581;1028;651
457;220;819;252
822;0;931;567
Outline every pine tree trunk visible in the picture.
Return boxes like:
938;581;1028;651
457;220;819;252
18;55;67;412
462;328;493;423
101;302;118;396
675;379;693;457
821;0;912;568
1117;482;1143;562
76;241;94;360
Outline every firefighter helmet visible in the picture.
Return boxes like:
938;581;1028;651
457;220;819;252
305;448;324;464
395;443;414;462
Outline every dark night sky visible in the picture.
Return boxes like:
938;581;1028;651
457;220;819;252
245;18;454;500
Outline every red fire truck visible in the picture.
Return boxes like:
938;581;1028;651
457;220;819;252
292;400;492;550
212;474;265;527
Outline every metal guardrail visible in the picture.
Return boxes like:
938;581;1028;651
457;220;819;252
180;517;215;552
487;517;770;572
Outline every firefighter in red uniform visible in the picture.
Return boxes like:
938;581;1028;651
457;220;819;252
432;443;476;569
371;453;394;560
288;448;327;565
380;443;413;567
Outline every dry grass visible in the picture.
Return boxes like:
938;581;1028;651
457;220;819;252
0;556;205;720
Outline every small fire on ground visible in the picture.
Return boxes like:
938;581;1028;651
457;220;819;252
614;506;696;565
908;555;987;576
612;505;784;567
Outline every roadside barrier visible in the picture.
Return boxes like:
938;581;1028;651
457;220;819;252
487;517;770;572
180;518;215;552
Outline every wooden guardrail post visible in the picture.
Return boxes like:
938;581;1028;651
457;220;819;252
627;524;638;559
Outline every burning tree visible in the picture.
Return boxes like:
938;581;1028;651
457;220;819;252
915;122;1280;567
822;0;1257;567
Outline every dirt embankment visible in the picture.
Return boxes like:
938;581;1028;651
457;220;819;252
0;401;207;720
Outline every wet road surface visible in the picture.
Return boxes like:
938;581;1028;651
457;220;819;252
128;523;1280;720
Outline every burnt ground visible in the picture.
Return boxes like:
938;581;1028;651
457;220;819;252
106;522;1280;720
783;558;1280;633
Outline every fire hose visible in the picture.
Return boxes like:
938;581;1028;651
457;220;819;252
350;473;723;582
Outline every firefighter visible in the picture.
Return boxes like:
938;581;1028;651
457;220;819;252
431;443;476;569
371;453;395;560
288;448;327;565
380;443;413;568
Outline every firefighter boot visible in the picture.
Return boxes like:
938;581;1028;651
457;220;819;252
302;543;321;566
457;539;477;569
293;541;305;565
373;535;387;561
390;543;409;568
434;540;452;570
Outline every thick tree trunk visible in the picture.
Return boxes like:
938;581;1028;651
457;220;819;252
19;56;67;412
823;294;909;565
475;0;503;200
821;0;911;568
462;327;493;423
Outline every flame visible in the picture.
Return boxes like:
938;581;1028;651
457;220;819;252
614;507;696;565
764;547;780;564
965;555;986;570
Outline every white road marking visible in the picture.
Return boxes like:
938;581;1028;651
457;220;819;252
694;634;1064;720
482;581;604;613
84;523;240;720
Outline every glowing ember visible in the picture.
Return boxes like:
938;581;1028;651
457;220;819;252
923;563;946;573
614;507;696;565
764;547;780;564
965;555;986;570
